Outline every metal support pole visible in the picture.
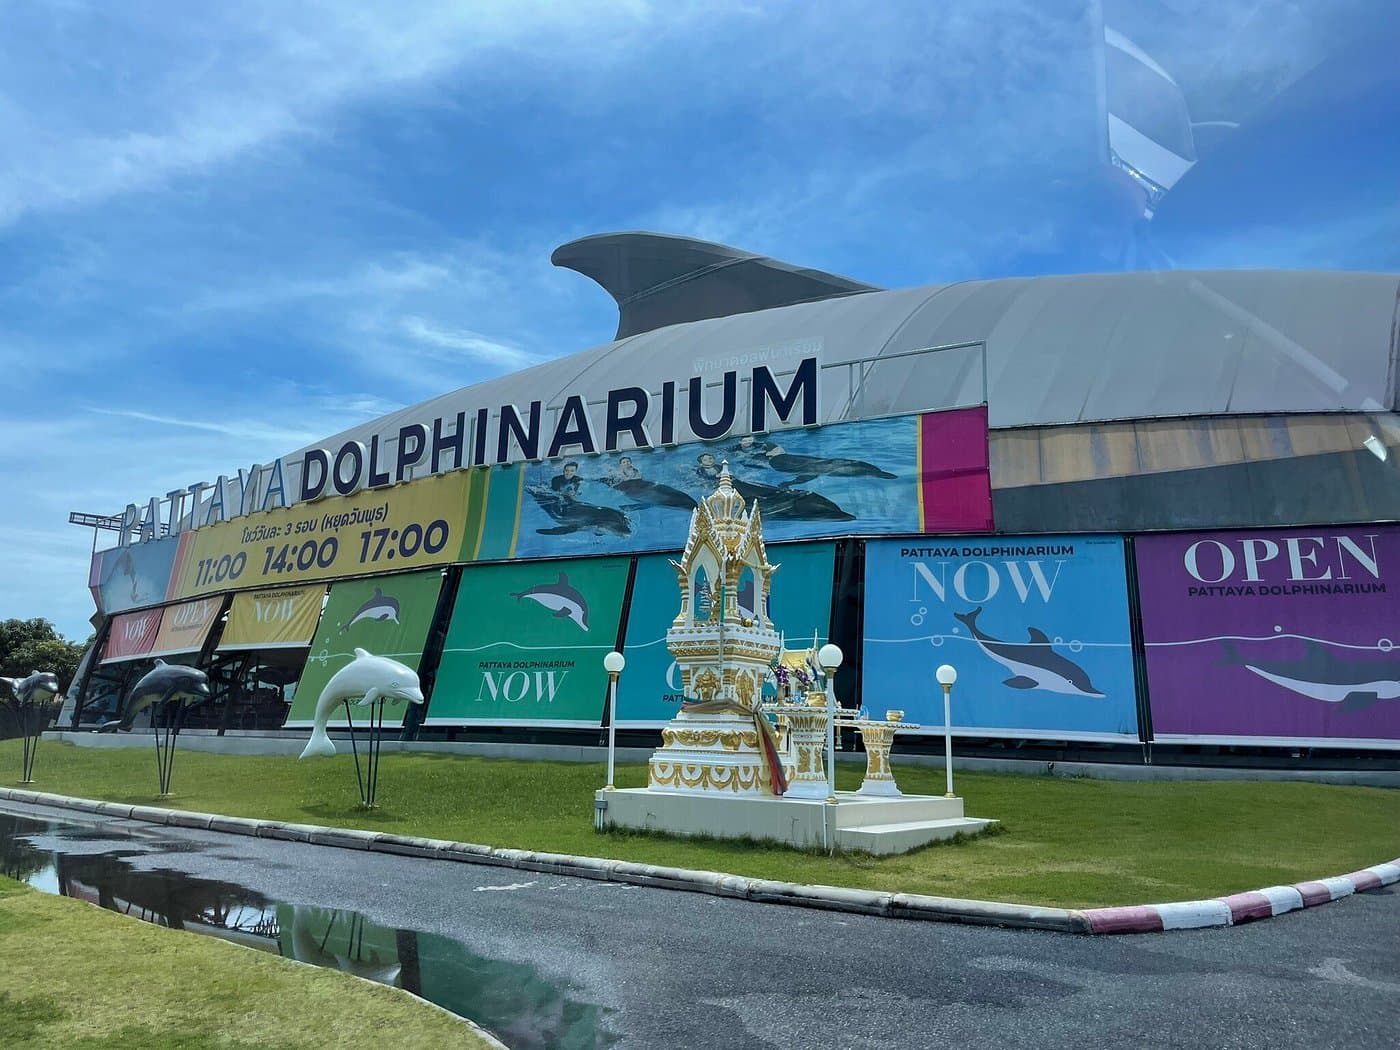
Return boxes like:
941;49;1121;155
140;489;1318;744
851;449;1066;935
941;683;955;798
824;672;837;802
605;671;619;790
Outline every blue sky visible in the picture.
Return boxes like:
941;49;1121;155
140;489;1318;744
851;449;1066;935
1;0;1397;640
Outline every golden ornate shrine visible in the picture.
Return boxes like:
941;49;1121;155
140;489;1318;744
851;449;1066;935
598;462;995;854
647;463;790;795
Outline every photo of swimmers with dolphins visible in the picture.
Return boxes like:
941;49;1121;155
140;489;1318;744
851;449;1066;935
515;415;916;558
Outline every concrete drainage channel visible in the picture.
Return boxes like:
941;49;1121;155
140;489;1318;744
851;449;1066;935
1;787;1395;935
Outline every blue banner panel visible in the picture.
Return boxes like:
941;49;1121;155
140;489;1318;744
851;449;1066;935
90;537;178;615
616;541;836;726
861;536;1139;741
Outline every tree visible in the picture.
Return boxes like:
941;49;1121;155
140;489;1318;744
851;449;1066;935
0;618;88;693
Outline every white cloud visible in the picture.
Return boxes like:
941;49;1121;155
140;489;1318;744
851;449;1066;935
399;317;542;370
0;0;727;227
0;388;406;639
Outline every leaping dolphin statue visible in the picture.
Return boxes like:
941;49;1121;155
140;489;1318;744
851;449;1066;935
300;648;423;760
0;671;60;706
953;607;1105;698
121;661;211;728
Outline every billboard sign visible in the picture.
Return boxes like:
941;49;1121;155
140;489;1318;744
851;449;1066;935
283;570;444;728
90;535;179;615
219;585;325;651
168;471;488;601
101;608;164;664
615;542;836;726
862;535;1139;740
114;357;822;544
428;557;632;727
513;408;989;560
1135;527;1400;747
148;597;222;659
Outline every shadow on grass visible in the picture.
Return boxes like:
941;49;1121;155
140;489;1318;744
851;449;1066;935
597;820;1007;860
296;802;409;826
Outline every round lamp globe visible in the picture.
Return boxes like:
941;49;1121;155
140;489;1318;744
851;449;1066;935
818;643;844;671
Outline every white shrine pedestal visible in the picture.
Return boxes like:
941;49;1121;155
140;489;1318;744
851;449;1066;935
596;788;994;855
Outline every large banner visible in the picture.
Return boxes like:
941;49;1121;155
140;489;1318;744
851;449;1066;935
615;542;837;726
90;535;179;615
87;408;989;610
427;557;632;727
862;536;1139;740
283;570;444;728
219;585;324;651
168;471;490;601
148;596;222;659
101;608;164;663
513;409;989;560
1136;527;1400;748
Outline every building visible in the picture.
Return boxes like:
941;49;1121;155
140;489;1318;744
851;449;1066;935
71;232;1400;763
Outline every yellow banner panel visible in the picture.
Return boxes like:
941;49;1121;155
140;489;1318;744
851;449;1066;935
148;597;222;658
169;472;474;600
219;584;325;650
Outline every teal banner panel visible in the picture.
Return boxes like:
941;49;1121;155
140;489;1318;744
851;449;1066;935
615;541;836;726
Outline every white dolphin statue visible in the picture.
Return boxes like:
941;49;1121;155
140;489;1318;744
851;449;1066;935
299;648;423;760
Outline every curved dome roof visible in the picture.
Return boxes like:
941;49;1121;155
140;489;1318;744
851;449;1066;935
298;240;1399;466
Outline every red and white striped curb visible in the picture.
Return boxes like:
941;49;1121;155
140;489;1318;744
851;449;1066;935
1082;859;1400;934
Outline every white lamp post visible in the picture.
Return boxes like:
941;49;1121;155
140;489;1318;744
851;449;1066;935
936;664;957;798
603;651;626;790
819;643;843;801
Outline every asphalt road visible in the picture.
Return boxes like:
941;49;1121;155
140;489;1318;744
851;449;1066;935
2;798;1396;1049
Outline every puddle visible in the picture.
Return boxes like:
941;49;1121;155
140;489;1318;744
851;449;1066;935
0;809;616;1048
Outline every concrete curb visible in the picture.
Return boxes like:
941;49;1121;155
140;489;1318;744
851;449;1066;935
2;787;1394;935
1081;862;1400;933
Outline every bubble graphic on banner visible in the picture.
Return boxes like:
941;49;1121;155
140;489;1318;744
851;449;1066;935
1068;639;1083;653
909;606;927;627
1380;638;1394;653
1274;625;1283;633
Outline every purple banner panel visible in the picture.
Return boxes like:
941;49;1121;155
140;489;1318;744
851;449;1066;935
1136;526;1400;747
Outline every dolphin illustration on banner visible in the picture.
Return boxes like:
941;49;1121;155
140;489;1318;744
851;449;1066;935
511;572;590;631
1221;640;1400;711
340;587;401;632
954;607;1105;698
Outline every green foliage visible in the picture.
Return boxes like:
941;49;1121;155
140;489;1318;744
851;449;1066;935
4;739;1397;908
0;875;490;1049
0;618;87;691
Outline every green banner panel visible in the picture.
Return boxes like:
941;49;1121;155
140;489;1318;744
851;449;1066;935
426;556;632;727
282;569;444;728
615;541;837;726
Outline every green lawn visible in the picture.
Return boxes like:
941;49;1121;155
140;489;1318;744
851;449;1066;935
0;874;490;1049
3;739;1397;908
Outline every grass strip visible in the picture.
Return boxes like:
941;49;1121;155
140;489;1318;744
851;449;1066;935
3;739;1397;908
0;873;491;1049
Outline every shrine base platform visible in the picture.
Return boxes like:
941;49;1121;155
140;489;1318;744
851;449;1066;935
594;789;995;855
